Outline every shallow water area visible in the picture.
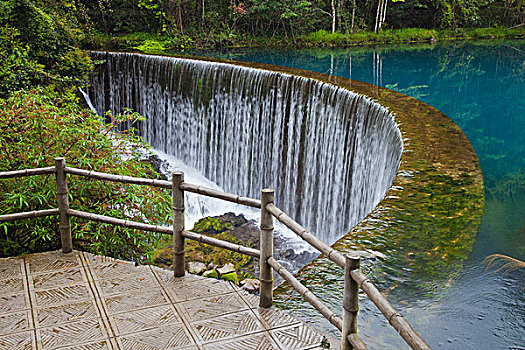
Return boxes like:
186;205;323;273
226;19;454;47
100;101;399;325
190;41;525;348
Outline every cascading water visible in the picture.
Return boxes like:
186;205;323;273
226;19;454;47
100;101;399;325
87;52;402;245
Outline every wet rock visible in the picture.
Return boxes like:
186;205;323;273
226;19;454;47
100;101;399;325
203;269;218;279
153;246;172;268
240;278;260;293
187;261;206;275
217;262;235;275
220;272;238;284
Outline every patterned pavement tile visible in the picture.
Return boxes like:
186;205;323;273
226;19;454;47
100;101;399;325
0;310;32;335
0;292;29;313
33;283;92;308
271;324;325;350
1;251;329;350
39;318;108;350
36;300;99;327
103;289;168;315
31;268;84;290
178;292;250;322
0;277;25;295
0;330;34;350
0;257;24;279
53;340;112;350
111;304;183;336
251;307;301;329
203;332;282;350
117;324;195;350
25;252;79;274
95;273;157;296
192;310;264;342
163;278;236;303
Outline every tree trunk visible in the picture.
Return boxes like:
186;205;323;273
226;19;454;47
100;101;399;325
331;0;336;33
177;0;184;34
375;0;387;32
375;0;382;32
351;0;356;34
337;0;343;32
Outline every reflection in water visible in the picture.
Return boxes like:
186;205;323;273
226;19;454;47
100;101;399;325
192;42;525;349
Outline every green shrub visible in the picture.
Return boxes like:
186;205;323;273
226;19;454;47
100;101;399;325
0;90;171;260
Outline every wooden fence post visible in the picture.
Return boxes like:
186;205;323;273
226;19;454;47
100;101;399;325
55;157;72;253
172;172;185;277
259;189;274;308
342;255;360;349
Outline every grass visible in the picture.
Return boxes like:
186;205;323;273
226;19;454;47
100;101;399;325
295;27;525;47
87;26;525;52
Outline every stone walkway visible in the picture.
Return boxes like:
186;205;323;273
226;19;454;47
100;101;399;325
0;250;328;350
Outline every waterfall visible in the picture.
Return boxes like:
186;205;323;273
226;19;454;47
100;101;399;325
87;52;402;245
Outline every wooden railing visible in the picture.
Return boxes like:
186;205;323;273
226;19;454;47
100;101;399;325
0;157;431;350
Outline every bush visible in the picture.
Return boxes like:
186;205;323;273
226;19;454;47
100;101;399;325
0;90;171;260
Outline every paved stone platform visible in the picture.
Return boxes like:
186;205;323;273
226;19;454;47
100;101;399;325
0;250;328;350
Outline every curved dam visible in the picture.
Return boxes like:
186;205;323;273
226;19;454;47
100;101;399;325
88;52;485;345
87;52;403;245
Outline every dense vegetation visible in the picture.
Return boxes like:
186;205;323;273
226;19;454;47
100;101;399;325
0;90;172;259
85;0;524;50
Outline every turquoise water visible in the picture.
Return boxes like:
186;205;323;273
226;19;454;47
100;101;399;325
193;42;525;348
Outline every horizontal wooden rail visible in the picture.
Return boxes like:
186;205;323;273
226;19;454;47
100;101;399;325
265;203;345;268
66;209;260;258
67;209;172;233
0;167;56;179
180;182;261;208
267;256;343;331
351;270;431;350
182;230;260;258
65;167;261;208
0;209;60;221
64;167;172;188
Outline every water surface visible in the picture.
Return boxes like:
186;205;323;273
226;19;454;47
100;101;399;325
192;41;525;349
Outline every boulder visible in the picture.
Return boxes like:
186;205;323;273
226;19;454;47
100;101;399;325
187;261;207;275
217;262;235;275
203;269;219;279
240;278;260;293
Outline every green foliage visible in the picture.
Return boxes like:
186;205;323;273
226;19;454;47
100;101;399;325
219;272;239;284
0;0;93;98
0;90;171;260
193;217;232;233
0;26;44;97
299;28;439;46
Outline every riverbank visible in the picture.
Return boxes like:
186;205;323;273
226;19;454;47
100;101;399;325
87;27;525;54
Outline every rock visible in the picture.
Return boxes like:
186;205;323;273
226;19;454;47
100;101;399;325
220;272;238;285
207;263;218;270
240;278;260;293
217;262;235;275
187;261;207;275
153;246;172;267
203;269;219;279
